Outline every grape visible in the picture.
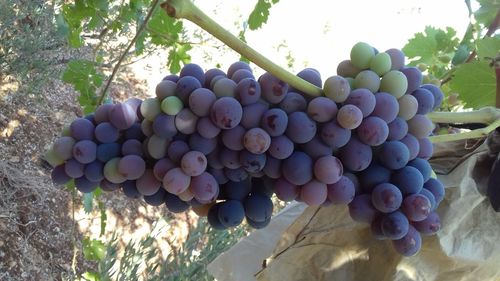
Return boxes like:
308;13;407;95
387;117;408;141
135;169;161;196
209;168;228;185
161;96;184;115
94;104;113;124
188;88;217;117
392;225;421;256
411;88;434;115
51;164;71;185
204;68;226;88
424;178;445;203
180;63;205;85
400;133;420;160
220;148;241;169
300;180;328;206
221;125;245;151
109;103;137;130
353;70;380;92
402;194;431;221
344;172;360;195
196;117;221;139
189;133;217;155
350;42;375;69
103;158;126;184
357;116;389;146
231;69;254;83
96;143;121;162
152;114;177;139
296;68;322;88
300;136;333;160
323;75;351;103
227;61;252;78
419;188;437;211
175;76;202;103
218;200;245;227
180;151;207;176
286;112;317;144
53;137;76;160
147;135;169;159
408;159;431;187
417;137;433;160
401;67;423;94
140;98;162;122
210;75;226;90
274;177;299;201
320;120;351;148
190;172;219;202
372;92;399;123
73;140;97;164
370;52;392;76
118;155;146;180
279;92;307;113
259;72;288;104
261;108;288;136
348;194;378;223
246;217;271;229
337;104;363;130
344;88;376;117
207;204;227;230
84;161;104;182
225;167;248;182
239;150;266;173
100;179;121;192
144;188;167;206
371;215;386;240
282;151;313;185
326;176;355;204
371;183;403;213
177;188;195;202
314;155;343;185
124;98;142;117
407;114;434;138
241;103;268;130
167;140;190;164
339;137;372;171
251;177;274;197
336;60;361;78
70;118;95;141
155;79;176;100
397;94;418;121
210;97;243;129
358;163;391;193
124;123;145;141
413;211;441;235
421;84;444;110
381;211;409;240
163;167;191;195
141;119;154;137
175;108;198;135
244;193;273;222
268;135;294;159
213;77;237;98
153;158;175;181
385;48;405;70
235;78;261;105
75;176;99;193
64;159;84;178
243;127;271;154
163;74;179;82
221;179;251;201
164;192;190;213
380;70;408;99
378;141;409;170
307;97;337;123
262;156;282;179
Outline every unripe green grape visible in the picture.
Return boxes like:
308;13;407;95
370;52;392;76
350;42;375;69
161;96;184;115
104;157;127;184
353;70;380;92
380;70;408;99
346;77;355;89
416;63;428;72
323;75;351;103
140;98;162;121
398;94;418;120
45;148;65;167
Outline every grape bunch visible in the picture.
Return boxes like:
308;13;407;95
46;41;445;257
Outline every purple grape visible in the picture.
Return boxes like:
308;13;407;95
392;225;421;256
180;150;207;176
73;140;97;164
244;193;273;222
96;143;120;162
259;72;288;104
94;122;119;144
167;140;190;164
307;97;338;122
120;139;142;156
235;78;261;105
188;133;217;155
144;188;167;206
314;155;343;185
387;117;408;141
240;102;268;129
165;192;190;213
419;188;437;211
286;112;317;144
378;141;410;170
189;88;217;117
204;68;226;88
268;135;294;160
207;204;227;230
121;180;141;198
279;92;307;113
408;114;434;138
371;215;386;240
400;133;420;160
220;179;251;201
408;158;432;182
402;194;431;221
417;137;433;160
124;123;145;141
339;136;372;172
344;88;376;117
152;114;177;139
372;92;399;123
239;150;266;173
52;164;71;185
152;158;174;181
337;60;361;78
196;117;221;139
100;179;120;192
118;155;146;180
135;169;161;196
381;211;409;240
221;125;245;151
320;120;351;149
348;194;378;223
180;63;205;85
109;103;137;130
371;183;403;213
274;177;299;202
70;118;95;141
163;167;191;195
190;172;219;202
231;69;254;83
210;97;243;129
156;80;176;100
391;165;424;195
413;211;441;235
84;161;104;182
175;108;199;135
175;76;202;103
53;136;76;160
224;167;248;182
401;67;423;94
357;116;389;146
385;48;405;70
411;88;434;115
295;68;322;89
218;200;245;227
243;127;271;154
421;84;444;110
227;61;252;78
246;216;271;229
326;176;355;204
210;168;229;185
300;136;333;160
94;104;113;124
282;151;313;185
75;176;99;193
261;108;288;137
146;135;169;160
300;180;328;206
424;178;445;203
358;163;391;193
336;104;363;130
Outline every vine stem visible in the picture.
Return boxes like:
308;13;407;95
429;118;500;143
97;0;161;105
161;0;323;97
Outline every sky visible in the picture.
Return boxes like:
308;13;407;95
133;0;473;92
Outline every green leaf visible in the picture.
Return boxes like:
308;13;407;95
83;238;106;261
81;271;101;281
168;44;192;74
403;26;459;65
65;180;76;192
97;199;107;237
448;60;496;109
452;44;470;65
476;36;500;59
83;192;93;214
474;0;500;27
62;59;104;113
147;7;183;46
248;0;279;30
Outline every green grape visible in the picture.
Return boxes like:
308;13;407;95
104;157;127;184
370;52;392;76
353;70;380;92
323;75;351;103
161;96;184;115
44;148;64;167
380;70;408;99
350;42;375;69
346;77;355;89
140;98;162;121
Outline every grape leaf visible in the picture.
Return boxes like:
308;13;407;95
475;0;500;27
83;238;106;261
476;36;500;59
448;60;496;109
62;59;104;113
247;0;279;30
403;26;459;65
83;192;93;213
168;44;192;74
147;7;183;46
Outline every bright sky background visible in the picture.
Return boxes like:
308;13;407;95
134;0;474;92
